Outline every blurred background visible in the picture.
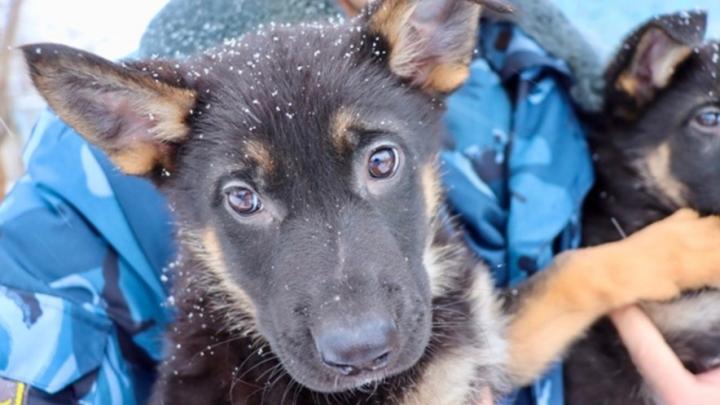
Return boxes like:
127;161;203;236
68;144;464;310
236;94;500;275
0;0;719;197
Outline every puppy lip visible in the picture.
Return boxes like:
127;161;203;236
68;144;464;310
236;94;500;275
300;365;402;393
273;329;423;393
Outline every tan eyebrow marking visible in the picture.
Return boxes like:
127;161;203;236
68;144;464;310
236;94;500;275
330;108;359;154
244;140;274;173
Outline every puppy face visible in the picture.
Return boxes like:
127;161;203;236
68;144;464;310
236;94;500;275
175;24;443;391
598;11;720;215
23;0;511;393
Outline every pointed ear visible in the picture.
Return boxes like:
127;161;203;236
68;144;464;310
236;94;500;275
607;11;707;106
365;0;513;94
22;43;196;176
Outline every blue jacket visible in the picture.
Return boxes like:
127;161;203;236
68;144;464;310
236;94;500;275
442;23;593;404
0;112;175;404
0;20;592;405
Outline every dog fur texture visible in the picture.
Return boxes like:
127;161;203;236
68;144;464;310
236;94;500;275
565;11;720;405
21;2;720;404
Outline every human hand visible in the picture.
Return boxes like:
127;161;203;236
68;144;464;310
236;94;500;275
476;387;492;405
611;305;720;405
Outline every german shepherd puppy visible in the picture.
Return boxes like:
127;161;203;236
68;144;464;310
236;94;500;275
21;1;720;404
566;11;720;404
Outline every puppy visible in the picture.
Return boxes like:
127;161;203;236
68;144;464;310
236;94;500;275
566;11;720;405
21;1;720;404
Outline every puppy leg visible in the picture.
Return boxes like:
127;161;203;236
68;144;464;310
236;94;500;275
506;209;720;385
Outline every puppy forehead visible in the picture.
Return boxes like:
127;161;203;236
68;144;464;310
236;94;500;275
696;42;720;87
184;24;434;190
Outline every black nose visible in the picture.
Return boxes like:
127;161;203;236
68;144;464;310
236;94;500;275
315;317;399;376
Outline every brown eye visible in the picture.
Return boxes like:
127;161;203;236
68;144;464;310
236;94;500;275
368;147;399;179
225;186;262;215
693;107;720;130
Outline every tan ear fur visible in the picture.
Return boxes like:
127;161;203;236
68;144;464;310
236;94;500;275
23;43;195;175
367;0;497;93
606;11;708;107
616;27;693;103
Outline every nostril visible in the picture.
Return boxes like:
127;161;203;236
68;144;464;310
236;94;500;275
370;351;391;370
315;317;398;375
324;361;360;376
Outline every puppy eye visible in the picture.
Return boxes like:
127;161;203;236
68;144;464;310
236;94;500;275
368;147;399;179
225;186;262;215
692;107;720;130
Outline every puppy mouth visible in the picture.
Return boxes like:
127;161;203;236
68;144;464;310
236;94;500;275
266;342;401;393
316;368;396;393
287;355;409;393
271;317;431;393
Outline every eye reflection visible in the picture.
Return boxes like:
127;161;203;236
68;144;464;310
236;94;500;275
368;147;399;179
225;186;263;215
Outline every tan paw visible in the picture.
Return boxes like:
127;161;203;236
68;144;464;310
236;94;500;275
613;209;720;300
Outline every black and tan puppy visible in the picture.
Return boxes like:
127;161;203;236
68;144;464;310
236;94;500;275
20;1;720;404
566;11;720;405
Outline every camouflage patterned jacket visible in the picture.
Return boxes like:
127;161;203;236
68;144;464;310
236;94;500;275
0;111;176;404
441;22;594;405
0;3;595;405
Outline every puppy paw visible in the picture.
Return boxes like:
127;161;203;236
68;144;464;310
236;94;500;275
612;209;720;301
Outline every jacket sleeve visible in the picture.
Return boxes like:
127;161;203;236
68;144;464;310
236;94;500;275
0;111;174;404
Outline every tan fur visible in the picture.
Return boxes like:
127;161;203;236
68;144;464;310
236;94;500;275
330;108;357;154
368;0;480;93
35;70;194;141
636;28;692;89
423;242;460;297
245;140;274;174
507;210;720;385
419;159;451;295
370;0;420;79
399;269;505;405
617;73;640;97
425;64;471;94
650;45;692;88
400;349;483;405
180;228;258;335
30;56;195;175
417;163;506;401
642;142;688;207
138;85;196;143
467;269;507;369
420;162;442;220
111;143;163;175
466;268;508;393
618;27;693;100
368;0;414;54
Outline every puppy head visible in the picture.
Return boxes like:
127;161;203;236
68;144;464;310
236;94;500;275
599;11;720;214
22;0;511;393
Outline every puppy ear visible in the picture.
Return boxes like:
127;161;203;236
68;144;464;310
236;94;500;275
365;0;513;94
607;11;707;106
22;43;196;176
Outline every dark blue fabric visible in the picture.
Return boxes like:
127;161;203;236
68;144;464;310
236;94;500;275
0;111;174;403
0;19;593;405
442;23;594;405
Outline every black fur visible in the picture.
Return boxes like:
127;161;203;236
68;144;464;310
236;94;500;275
566;11;720;405
26;3;720;405
21;1;512;403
